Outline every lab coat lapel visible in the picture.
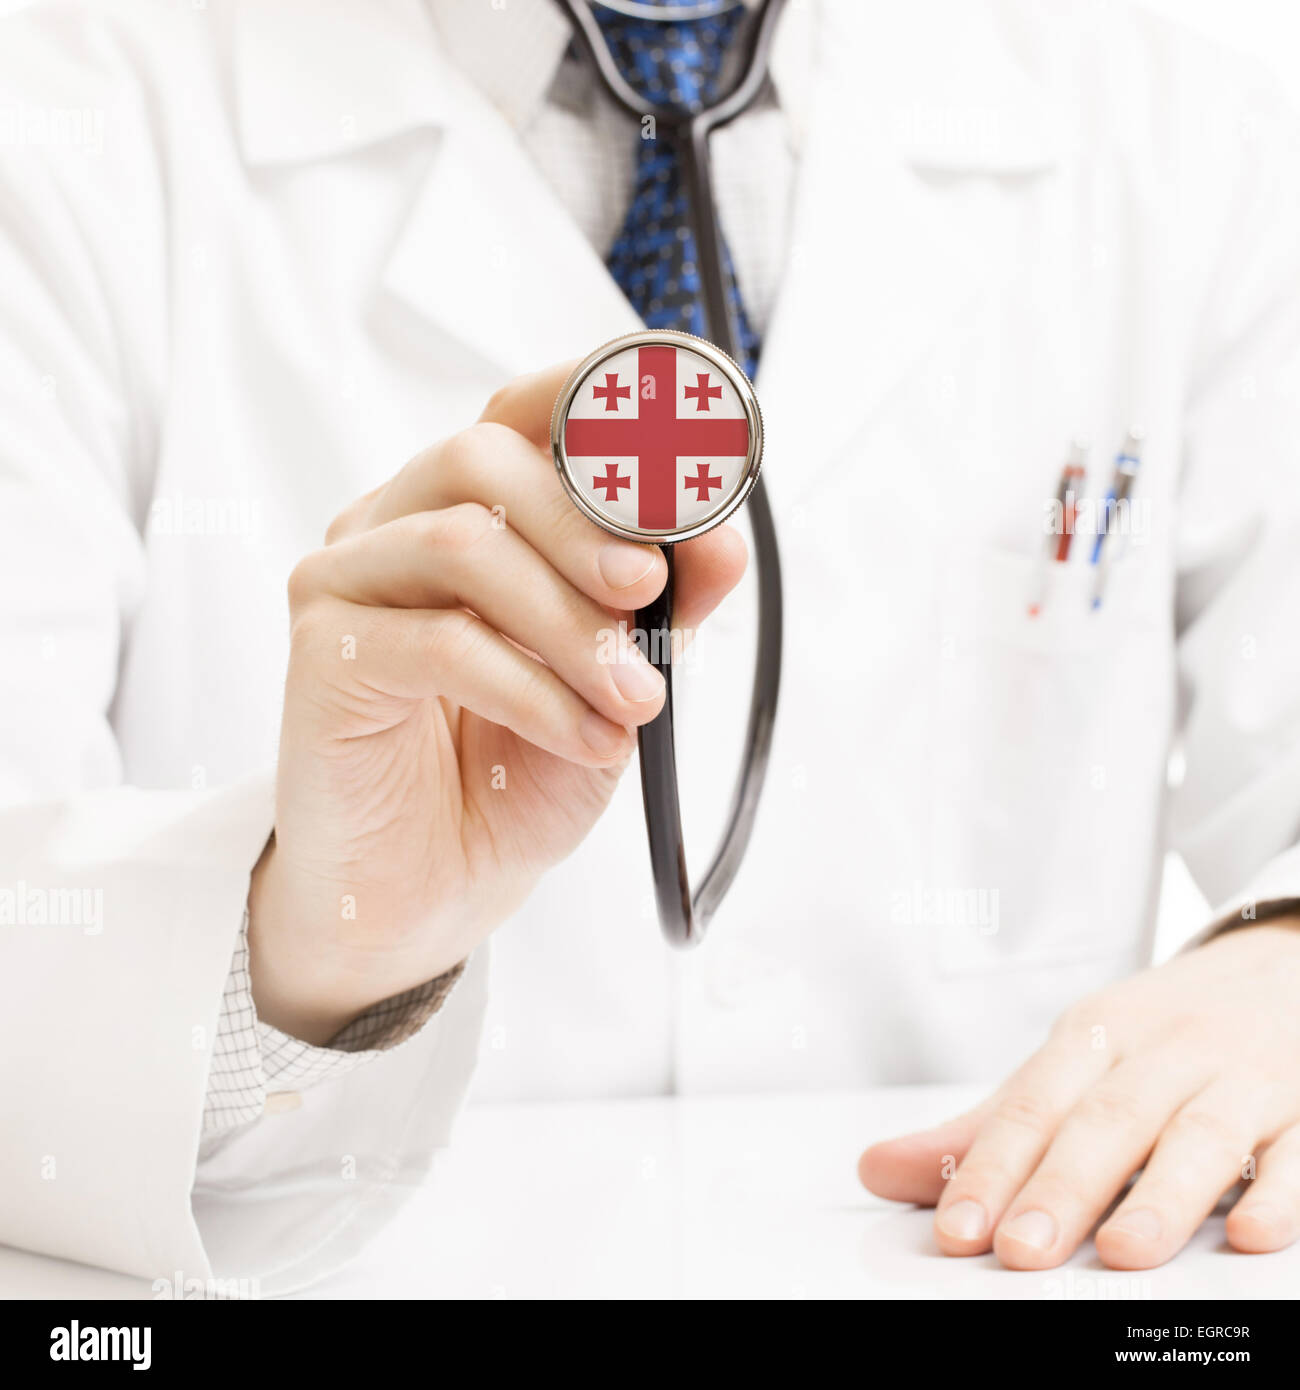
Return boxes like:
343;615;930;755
231;0;1068;439
232;0;638;378
758;0;1068;502
379;110;640;377
230;0;455;162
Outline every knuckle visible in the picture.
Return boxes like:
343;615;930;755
1167;1106;1240;1154
411;501;495;553
441;421;514;494
426;607;489;669
385;443;442;508
1051;992;1111;1043
286;551;328;611
991;1092;1056;1141
508;651;554;713
480;381;518;422
1071;1085;1145;1133
442;500;496;548
323;511;351;545
323;487;379;544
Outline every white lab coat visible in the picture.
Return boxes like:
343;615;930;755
2;0;1300;1290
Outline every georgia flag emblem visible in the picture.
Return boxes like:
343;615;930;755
552;332;762;543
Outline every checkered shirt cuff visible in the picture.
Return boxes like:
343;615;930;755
203;911;465;1135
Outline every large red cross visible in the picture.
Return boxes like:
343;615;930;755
564;346;748;529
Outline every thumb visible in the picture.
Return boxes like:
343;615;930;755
858;1100;994;1207
478;359;582;449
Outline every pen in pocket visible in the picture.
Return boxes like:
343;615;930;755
1027;440;1088;618
1090;429;1144;611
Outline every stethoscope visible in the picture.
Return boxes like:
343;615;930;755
552;0;787;947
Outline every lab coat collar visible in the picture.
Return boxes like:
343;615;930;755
228;0;1066;388
377;115;642;375
231;0;1065;172
230;0;456;165
231;0;638;372
231;0;817;164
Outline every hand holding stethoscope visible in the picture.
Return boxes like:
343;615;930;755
551;0;787;946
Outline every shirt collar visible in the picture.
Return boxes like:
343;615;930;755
423;0;811;139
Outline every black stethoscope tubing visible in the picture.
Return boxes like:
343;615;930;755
555;0;787;947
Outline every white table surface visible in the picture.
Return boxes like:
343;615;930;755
4;1085;1298;1299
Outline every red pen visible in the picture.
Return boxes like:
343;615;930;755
1028;441;1088;617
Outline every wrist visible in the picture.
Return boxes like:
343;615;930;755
246;838;474;1044
247;840;363;1042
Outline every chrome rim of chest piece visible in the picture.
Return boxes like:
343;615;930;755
551;330;763;546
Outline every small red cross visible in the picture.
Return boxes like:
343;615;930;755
592;373;631;412
683;373;723;411
592;463;631;501
683;464;722;501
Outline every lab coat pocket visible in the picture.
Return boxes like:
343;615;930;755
927;545;1161;977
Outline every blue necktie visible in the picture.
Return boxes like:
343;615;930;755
593;1;761;380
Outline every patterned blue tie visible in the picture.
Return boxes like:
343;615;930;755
593;0;761;380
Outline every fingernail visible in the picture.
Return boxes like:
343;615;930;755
579;710;630;758
598;542;656;590
1000;1209;1058;1252
610;645;665;703
937;1199;988;1242
1106;1208;1162;1242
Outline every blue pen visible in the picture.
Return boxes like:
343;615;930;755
1090;429;1143;610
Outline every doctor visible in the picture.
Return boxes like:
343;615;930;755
2;0;1300;1292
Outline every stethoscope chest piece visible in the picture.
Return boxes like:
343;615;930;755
552;330;763;546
